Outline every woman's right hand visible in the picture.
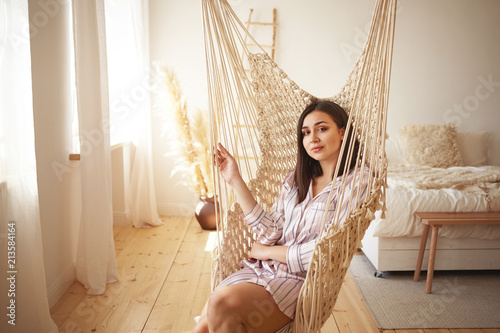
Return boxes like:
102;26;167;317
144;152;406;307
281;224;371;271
215;143;242;187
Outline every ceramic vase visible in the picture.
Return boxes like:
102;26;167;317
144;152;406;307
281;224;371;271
194;196;219;230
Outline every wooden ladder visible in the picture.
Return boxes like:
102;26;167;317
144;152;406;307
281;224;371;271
232;8;279;182
244;8;278;61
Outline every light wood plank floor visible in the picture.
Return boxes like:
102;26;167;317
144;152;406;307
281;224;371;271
51;216;500;333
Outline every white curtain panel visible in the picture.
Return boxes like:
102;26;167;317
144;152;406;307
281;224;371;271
105;0;163;228
126;0;163;228
0;1;58;331
72;0;119;295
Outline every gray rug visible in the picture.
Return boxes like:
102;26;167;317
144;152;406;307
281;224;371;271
348;254;500;329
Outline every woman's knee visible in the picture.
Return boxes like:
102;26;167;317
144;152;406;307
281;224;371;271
205;284;291;332
208;287;240;314
207;287;243;326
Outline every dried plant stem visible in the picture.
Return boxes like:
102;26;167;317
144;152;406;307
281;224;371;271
163;67;212;197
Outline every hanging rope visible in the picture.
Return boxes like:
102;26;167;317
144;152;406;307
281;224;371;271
202;0;396;331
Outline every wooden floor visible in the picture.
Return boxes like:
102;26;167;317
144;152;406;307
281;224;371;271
50;216;500;333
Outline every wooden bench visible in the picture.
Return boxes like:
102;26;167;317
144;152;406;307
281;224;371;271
413;211;500;294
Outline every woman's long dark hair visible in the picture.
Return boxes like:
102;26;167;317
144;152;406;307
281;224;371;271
294;100;360;203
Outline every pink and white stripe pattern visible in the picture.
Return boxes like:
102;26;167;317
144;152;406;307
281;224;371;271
216;169;369;319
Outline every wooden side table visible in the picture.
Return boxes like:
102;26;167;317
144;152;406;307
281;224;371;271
413;211;500;293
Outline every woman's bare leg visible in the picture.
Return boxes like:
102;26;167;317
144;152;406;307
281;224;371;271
202;283;291;333
192;301;209;333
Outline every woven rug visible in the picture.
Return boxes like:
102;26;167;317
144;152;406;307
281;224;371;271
348;254;500;329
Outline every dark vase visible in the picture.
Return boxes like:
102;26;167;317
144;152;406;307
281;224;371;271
195;196;219;230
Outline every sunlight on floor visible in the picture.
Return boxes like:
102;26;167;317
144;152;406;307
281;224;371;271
204;231;219;252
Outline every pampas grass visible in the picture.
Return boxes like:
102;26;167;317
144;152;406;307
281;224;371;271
161;66;213;197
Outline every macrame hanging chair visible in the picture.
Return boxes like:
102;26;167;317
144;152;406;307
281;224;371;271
202;0;397;331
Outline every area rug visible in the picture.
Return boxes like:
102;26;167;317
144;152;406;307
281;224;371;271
348;254;500;329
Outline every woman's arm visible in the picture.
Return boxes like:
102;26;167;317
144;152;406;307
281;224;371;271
249;242;288;264
286;240;316;273
217;143;289;245
216;143;256;215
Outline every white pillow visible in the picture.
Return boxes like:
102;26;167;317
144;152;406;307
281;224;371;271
456;131;490;166
385;137;406;164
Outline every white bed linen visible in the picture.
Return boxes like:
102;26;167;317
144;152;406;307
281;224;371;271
372;165;500;240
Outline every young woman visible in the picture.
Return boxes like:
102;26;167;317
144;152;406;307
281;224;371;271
193;100;368;333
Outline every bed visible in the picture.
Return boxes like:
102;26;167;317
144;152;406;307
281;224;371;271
361;124;500;272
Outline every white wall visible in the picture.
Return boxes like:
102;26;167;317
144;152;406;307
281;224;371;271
149;0;500;213
388;0;500;162
149;0;208;215
29;0;80;307
111;142;132;226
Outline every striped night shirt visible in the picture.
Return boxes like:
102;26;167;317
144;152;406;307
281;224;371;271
216;168;369;319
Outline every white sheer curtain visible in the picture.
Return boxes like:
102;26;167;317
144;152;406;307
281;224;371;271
0;1;58;331
72;0;119;295
105;0;163;228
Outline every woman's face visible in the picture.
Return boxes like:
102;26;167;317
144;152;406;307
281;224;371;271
301;110;345;166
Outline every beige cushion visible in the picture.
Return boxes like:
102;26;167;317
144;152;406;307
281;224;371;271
400;123;463;168
457;131;490;166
